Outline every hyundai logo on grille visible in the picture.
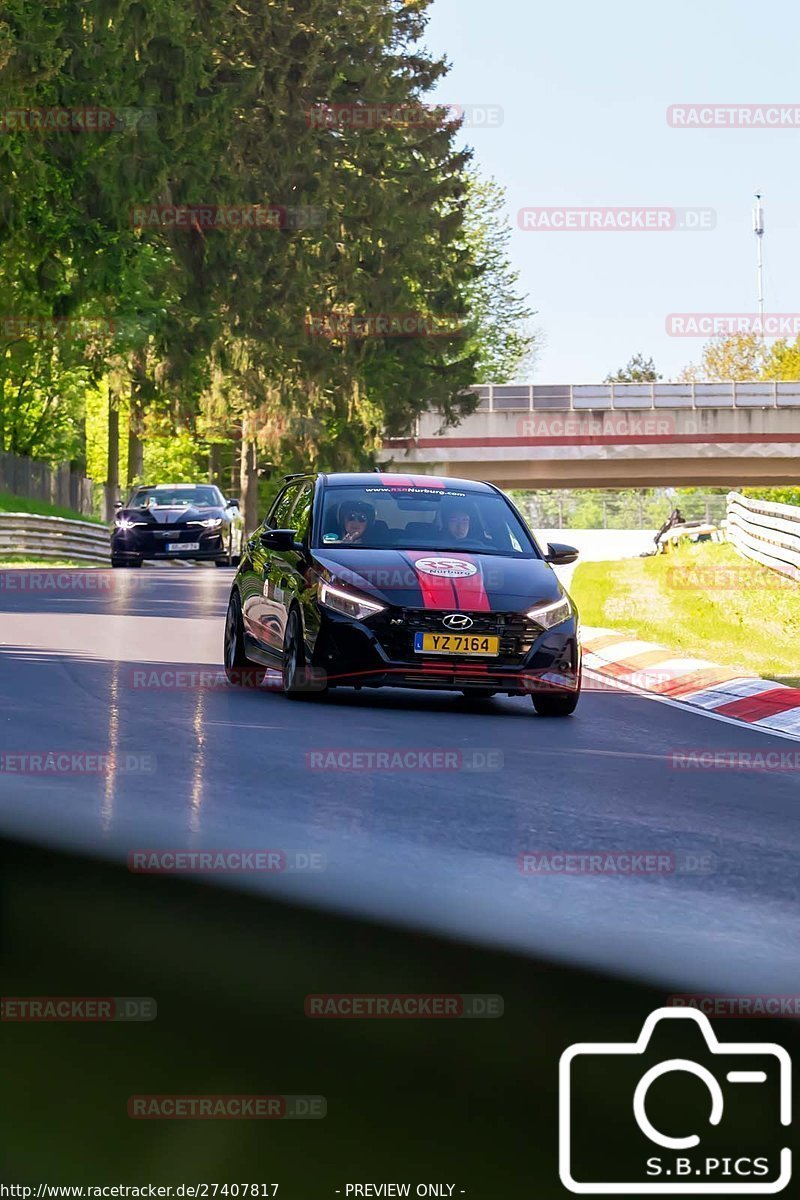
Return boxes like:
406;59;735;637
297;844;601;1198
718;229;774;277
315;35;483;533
442;613;474;630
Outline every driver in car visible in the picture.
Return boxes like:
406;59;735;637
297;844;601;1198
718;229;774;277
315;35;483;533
338;502;374;544
445;506;471;541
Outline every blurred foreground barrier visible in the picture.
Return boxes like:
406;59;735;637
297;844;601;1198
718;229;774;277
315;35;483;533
727;491;800;582
0;511;110;563
1;835;798;1192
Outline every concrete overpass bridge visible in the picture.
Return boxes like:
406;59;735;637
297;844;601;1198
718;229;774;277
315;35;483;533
382;381;800;488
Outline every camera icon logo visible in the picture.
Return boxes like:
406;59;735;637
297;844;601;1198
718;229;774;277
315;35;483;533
559;1006;792;1194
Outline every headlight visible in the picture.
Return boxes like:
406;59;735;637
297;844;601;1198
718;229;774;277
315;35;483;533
114;517;142;530
319;580;386;621
526;596;572;629
200;517;223;529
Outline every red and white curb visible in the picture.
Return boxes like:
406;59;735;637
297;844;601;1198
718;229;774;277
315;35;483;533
581;626;800;737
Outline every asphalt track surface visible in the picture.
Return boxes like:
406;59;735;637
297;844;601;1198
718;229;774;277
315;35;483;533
1;567;798;996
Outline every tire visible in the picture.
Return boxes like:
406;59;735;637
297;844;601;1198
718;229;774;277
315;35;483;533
112;557;142;568
223;590;265;687
531;690;579;717
282;608;327;700
215;559;230;568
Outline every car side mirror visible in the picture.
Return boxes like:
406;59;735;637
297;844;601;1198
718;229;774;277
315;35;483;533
226;499;240;509
545;542;579;565
260;528;298;551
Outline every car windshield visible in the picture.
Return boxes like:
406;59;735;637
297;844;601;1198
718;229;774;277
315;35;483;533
129;486;224;509
317;484;539;556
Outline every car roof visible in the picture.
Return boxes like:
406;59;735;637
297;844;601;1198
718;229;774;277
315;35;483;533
318;472;496;494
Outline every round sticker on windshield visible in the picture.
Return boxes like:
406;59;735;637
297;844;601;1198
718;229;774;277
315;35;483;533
414;557;477;578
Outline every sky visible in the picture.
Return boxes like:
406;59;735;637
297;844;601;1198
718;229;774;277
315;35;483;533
422;0;800;383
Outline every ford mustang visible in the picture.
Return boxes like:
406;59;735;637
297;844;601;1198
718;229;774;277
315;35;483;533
224;472;581;715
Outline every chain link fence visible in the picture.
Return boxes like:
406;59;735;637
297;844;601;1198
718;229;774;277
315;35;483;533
513;489;729;530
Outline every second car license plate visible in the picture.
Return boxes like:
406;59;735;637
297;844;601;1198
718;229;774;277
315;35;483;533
414;632;499;656
167;541;200;552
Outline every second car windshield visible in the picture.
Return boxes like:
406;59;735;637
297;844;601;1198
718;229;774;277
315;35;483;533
129;486;224;508
317;485;538;556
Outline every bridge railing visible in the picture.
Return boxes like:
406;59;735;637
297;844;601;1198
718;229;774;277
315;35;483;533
726;492;800;583
462;381;800;413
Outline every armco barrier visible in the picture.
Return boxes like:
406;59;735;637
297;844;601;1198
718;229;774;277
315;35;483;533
726;491;800;582
0;511;110;563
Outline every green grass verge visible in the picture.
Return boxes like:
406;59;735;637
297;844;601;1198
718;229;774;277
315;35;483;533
0;490;104;523
570;540;800;686
0;556;103;567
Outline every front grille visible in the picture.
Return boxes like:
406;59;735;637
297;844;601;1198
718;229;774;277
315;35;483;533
376;609;541;664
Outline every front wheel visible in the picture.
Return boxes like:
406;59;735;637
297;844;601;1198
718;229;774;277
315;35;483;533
223;590;265;687
531;690;579;717
282;608;327;700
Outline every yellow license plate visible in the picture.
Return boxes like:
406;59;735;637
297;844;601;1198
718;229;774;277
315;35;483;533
415;632;499;656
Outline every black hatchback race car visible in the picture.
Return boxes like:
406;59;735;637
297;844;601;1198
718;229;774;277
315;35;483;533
111;483;244;568
224;472;581;715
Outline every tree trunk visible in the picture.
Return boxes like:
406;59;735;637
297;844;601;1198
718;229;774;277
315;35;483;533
239;422;260;536
127;348;146;485
104;389;119;521
209;442;222;488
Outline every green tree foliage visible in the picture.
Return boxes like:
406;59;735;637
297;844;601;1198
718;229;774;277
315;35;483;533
1;0;520;515
605;354;661;383
677;334;767;382
458;172;535;382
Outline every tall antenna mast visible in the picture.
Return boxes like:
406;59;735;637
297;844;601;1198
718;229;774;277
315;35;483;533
753;192;765;335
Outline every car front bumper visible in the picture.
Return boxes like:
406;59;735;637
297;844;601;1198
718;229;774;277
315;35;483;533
311;608;581;695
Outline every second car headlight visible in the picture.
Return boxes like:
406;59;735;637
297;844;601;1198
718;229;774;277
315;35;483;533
200;517;223;529
319;580;386;621
526;595;572;629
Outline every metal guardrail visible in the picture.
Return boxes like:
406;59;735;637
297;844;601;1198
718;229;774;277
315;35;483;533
465;381;800;413
726;493;800;583
0;512;110;563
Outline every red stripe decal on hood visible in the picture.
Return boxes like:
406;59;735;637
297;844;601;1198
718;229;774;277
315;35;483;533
403;552;458;609
451;556;492;612
403;552;492;611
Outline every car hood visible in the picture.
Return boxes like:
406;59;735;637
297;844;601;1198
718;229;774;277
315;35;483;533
115;506;223;526
312;548;563;611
